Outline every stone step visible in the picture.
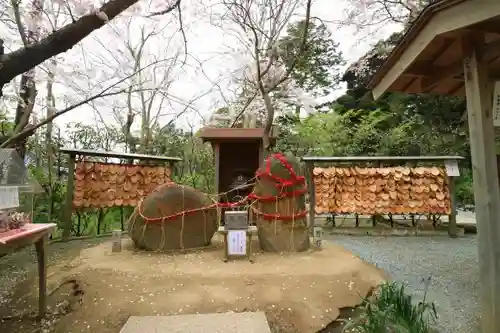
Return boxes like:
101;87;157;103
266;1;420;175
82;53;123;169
120;312;271;333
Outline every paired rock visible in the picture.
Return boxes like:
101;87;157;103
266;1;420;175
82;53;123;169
128;183;218;251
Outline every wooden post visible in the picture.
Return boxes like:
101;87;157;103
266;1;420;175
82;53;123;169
62;153;76;240
464;43;500;333
222;231;228;262
306;162;316;235
447;176;458;238
35;235;47;318
214;143;221;227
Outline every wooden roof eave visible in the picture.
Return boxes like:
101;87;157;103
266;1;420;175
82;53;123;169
368;0;500;100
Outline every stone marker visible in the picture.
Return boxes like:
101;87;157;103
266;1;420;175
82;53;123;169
120;312;271;333
111;230;122;253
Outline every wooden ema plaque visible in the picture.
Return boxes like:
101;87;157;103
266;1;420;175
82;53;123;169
73;162;172;208
313;166;451;215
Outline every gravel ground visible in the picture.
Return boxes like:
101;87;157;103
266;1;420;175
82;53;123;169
325;234;480;333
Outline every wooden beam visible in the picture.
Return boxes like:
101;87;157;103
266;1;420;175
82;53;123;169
464;42;500;333
466;20;500;35
59;148;182;162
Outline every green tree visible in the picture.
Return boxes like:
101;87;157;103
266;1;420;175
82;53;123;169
279;19;345;97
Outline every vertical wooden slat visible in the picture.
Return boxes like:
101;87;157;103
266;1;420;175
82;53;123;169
62;153;76;240
464;43;500;333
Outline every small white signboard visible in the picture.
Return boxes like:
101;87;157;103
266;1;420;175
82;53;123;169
227;230;247;256
493;81;500;127
0;186;19;210
444;160;460;177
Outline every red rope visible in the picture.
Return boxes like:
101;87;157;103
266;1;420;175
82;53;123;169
139;153;308;224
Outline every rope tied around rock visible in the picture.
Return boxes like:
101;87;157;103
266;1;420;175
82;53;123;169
249;153;308;221
136;153;308;224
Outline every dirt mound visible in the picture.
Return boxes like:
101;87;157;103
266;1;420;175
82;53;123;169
128;183;218;251
32;238;386;333
252;153;309;252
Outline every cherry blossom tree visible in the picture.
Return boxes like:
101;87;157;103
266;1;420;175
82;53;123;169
345;0;431;31
342;0;432;90
210;0;314;151
0;0;183;150
0;0;182;88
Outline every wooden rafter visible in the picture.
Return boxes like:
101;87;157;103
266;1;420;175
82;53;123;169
400;36;500;92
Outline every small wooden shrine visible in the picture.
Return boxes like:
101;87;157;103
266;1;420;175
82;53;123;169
199;127;278;223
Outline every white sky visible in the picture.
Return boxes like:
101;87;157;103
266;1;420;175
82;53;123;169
3;0;402;136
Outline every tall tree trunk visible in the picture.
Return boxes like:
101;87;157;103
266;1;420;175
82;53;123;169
45;59;56;223
261;89;275;154
10;0;46;154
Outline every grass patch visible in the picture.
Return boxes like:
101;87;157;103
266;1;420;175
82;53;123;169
342;279;438;333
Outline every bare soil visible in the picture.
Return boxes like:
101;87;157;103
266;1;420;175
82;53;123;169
0;236;387;333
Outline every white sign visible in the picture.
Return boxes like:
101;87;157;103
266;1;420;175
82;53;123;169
0;186;19;210
493;81;500;127
313;226;323;248
313;226;323;239
227;230;247;256
444;160;460;177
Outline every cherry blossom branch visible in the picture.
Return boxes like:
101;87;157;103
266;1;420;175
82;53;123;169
0;0;181;94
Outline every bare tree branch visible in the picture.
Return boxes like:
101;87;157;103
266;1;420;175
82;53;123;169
1;59;171;148
148;0;181;17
